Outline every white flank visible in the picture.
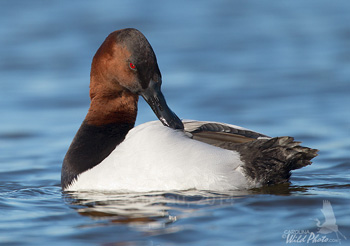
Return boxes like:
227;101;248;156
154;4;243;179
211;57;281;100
67;120;253;192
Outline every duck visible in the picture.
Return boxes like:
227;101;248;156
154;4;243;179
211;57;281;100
61;28;318;192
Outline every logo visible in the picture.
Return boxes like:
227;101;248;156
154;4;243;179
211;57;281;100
282;200;347;244
314;200;347;242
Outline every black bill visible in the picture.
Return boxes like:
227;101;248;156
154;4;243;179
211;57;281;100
141;79;184;130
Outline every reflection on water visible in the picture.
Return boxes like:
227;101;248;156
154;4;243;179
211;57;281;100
65;190;248;226
62;180;349;243
63;184;311;232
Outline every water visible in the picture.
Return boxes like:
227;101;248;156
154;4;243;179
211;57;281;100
1;1;349;245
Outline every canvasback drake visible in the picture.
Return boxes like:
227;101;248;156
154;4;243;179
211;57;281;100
62;28;318;192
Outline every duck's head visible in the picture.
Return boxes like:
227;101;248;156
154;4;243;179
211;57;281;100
89;28;183;130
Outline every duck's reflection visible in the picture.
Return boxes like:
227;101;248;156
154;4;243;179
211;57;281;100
63;184;304;232
63;190;250;228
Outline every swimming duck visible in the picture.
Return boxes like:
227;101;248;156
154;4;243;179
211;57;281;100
62;28;318;192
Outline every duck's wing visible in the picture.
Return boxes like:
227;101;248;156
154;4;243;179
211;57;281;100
183;120;270;146
183;120;318;186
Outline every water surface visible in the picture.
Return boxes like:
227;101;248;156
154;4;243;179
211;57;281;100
0;1;349;245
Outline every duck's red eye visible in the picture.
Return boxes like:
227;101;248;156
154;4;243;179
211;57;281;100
129;62;136;70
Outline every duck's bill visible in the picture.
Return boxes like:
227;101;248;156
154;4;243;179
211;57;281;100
141;80;184;130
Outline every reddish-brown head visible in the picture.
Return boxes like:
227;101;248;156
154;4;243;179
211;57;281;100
87;28;183;129
90;28;160;96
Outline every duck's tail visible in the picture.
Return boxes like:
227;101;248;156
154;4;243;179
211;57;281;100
233;136;318;186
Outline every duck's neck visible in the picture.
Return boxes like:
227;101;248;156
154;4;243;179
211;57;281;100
61;87;138;190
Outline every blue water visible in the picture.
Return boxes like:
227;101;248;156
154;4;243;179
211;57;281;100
1;1;349;245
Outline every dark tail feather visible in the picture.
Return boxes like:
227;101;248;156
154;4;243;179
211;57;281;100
233;136;318;186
